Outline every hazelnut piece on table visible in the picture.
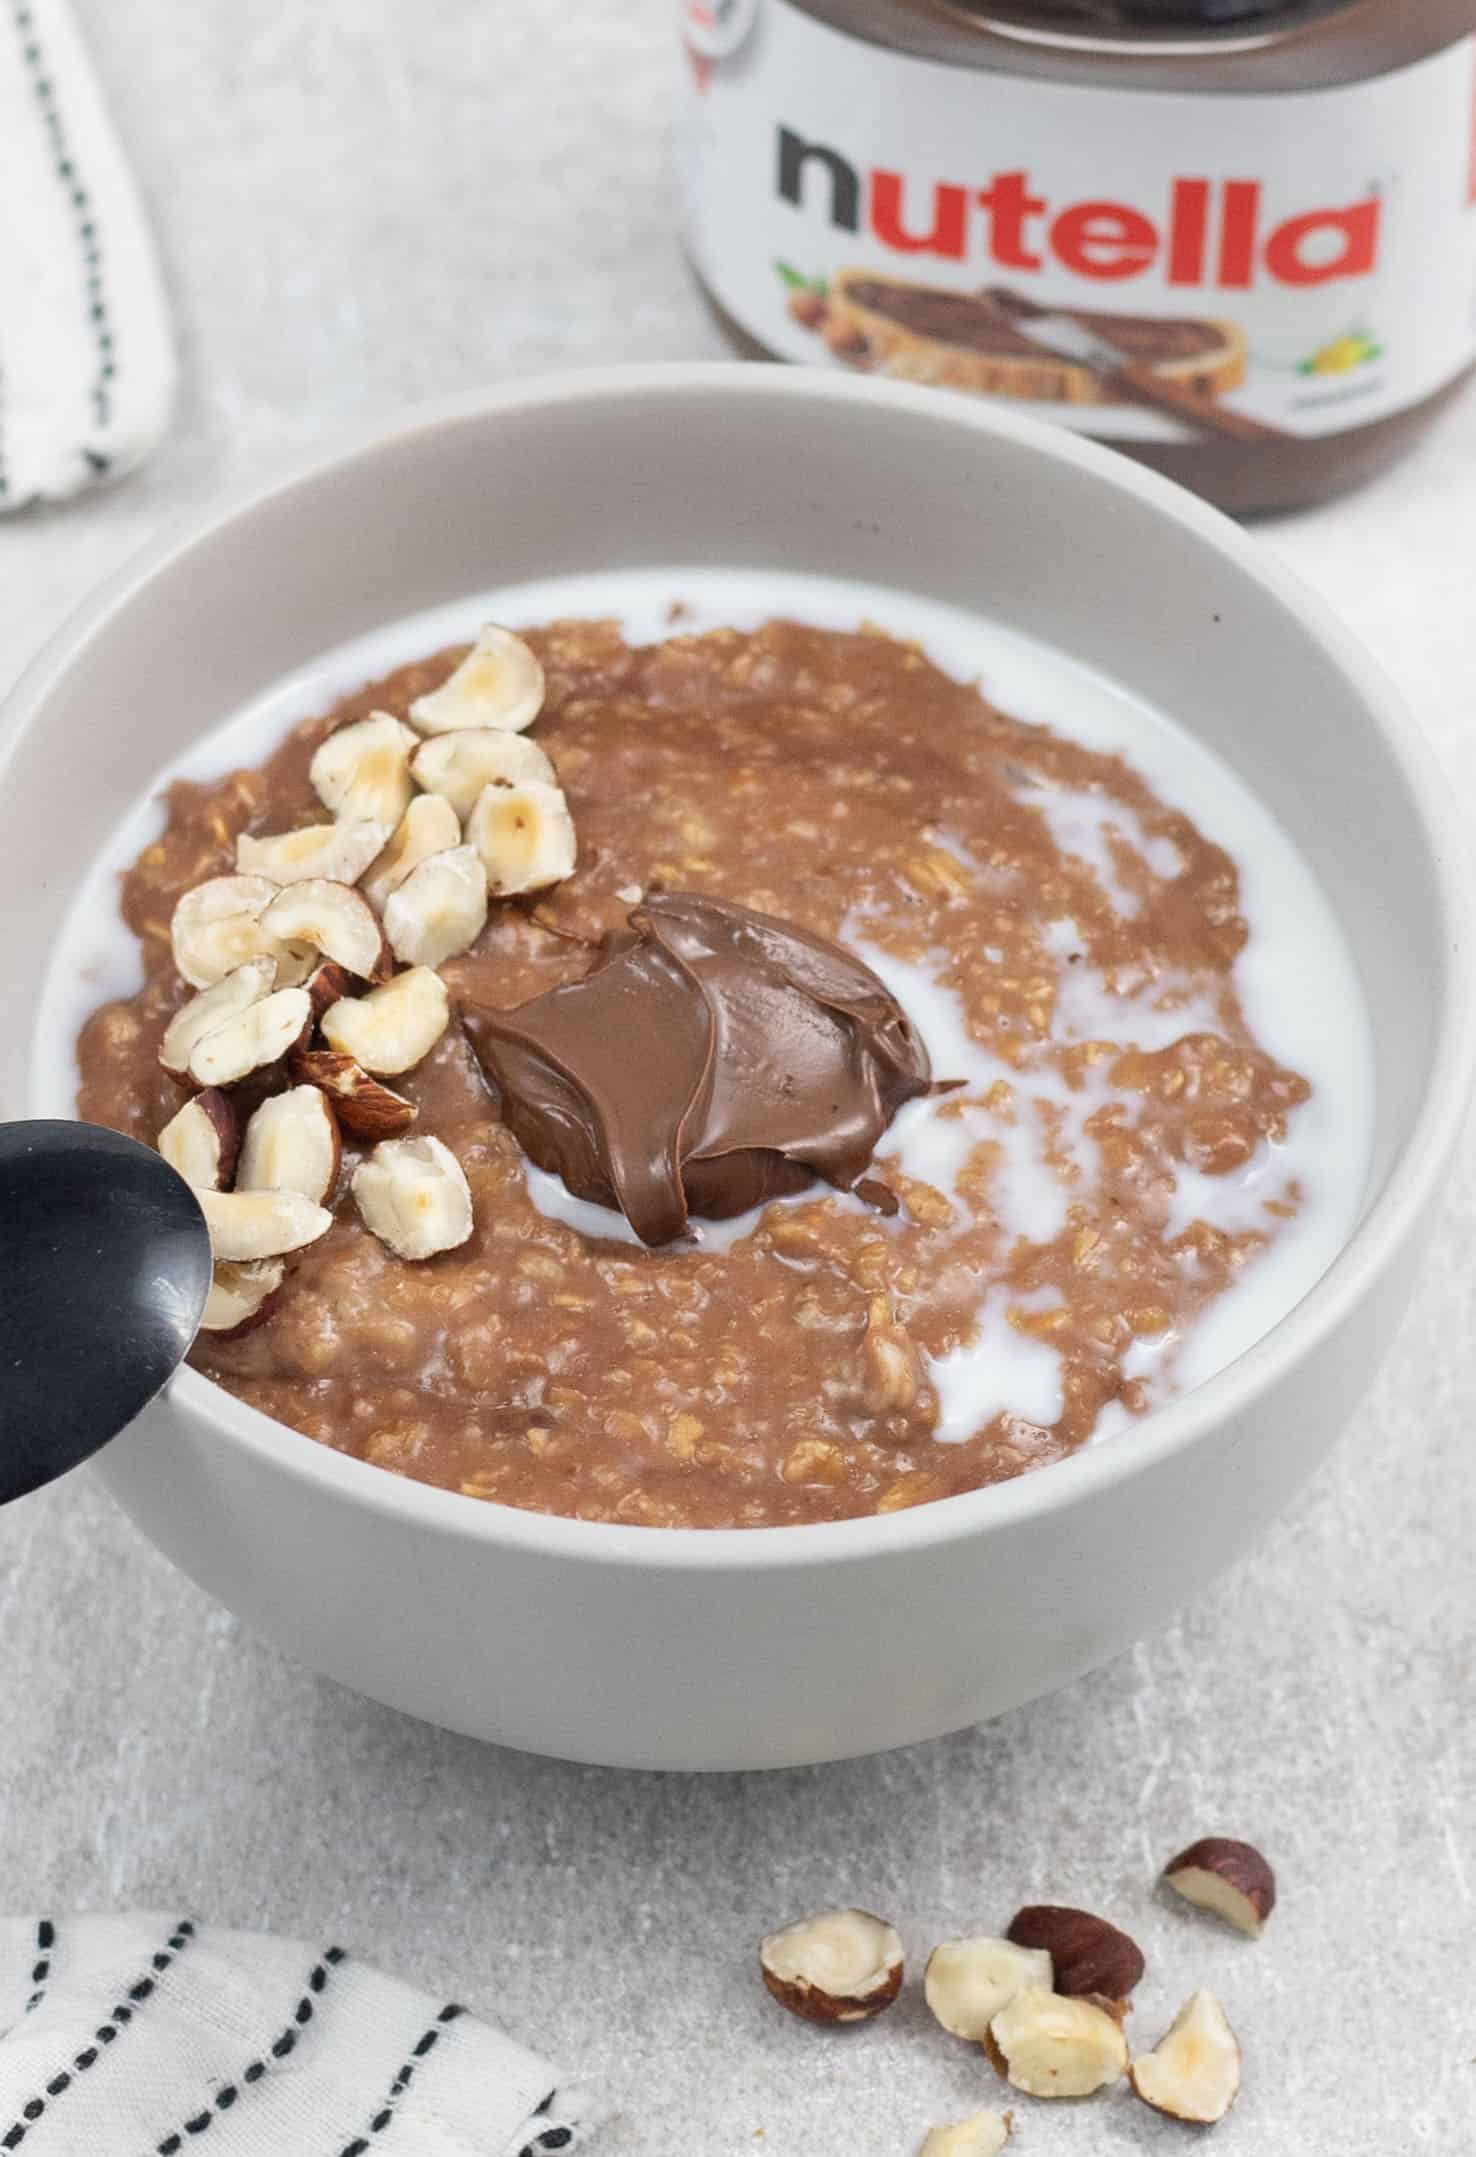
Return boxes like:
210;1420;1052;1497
1163;1838;1277;1938
1005;1904;1144;2004
924;1936;1052;2041
758;1908;903;2025
986;1985;1128;2099
1130;1988;1242;2124
916;2110;1012;2156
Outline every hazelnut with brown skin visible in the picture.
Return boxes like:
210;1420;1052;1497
759;1908;903;2026
1005;1905;1145;2005
1163;1838;1277;1937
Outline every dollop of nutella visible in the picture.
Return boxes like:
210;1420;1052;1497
464;891;931;1246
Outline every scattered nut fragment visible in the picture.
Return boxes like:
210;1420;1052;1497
289;1048;417;1139
382;843;488;968
236;819;390;887
361;794;462;915
925;1937;1053;2042
304;959;357;1023
319;966;449;1075
352;1135;473;1260
1006;1907;1144;2004
309;711;417;825
170;875;281;989
758;1909;903;2026
986;1986;1128;2099
156;1089;240;1191
159;956;278;1083
199;1257;286;1337
917;2111;1012;2157
466;778;576;895
237;1085;342;1205
197;1186;333;1262
187;986;313;1088
259;879;388;982
409;728;556;819
1129;1989;1241;2124
1162;1839;1276;1939
408;624;544;736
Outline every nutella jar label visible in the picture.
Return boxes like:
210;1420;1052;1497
680;1;1476;445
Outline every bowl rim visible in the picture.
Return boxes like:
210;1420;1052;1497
12;360;1474;1575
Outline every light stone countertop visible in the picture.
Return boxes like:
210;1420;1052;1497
1;5;1472;2151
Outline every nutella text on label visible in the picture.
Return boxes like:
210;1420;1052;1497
776;136;1382;293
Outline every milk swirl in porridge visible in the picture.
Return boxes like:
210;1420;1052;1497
61;571;1372;1527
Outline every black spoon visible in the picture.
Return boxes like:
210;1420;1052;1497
0;1121;213;1503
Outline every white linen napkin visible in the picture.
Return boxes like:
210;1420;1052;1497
0;1916;590;2155
0;0;175;511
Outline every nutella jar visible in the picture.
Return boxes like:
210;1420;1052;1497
679;1;1476;512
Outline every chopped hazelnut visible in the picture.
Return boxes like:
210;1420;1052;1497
1162;1838;1276;1938
158;956;278;1083
198;1257;286;1337
1130;1989;1241;2124
986;1986;1128;2099
916;2111;1011;2157
156;1088;239;1191
1005;1904;1144;2003
759;1908;903;2025
924;1937;1052;2041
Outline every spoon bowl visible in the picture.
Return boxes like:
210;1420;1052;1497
0;1121;212;1503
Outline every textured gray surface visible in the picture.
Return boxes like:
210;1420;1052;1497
1;4;1473;2150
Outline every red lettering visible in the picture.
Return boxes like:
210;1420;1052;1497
869;171;969;259
977;169;1046;270
1050;200;1157;281
1264;199;1380;285
1216;181;1260;290
777;124;1385;297
1168;179;1210;287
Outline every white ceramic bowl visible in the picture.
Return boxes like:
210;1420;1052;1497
4;366;1470;1770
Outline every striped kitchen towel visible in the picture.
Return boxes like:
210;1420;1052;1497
0;1917;592;2155
0;0;175;511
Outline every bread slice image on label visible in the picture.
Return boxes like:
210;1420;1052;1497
814;274;1248;408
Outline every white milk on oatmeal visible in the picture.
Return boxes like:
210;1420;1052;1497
38;568;1375;1447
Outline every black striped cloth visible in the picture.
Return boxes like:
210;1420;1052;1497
0;0;175;511
0;1917;590;2154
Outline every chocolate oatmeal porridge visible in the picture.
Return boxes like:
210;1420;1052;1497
78;614;1320;1528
